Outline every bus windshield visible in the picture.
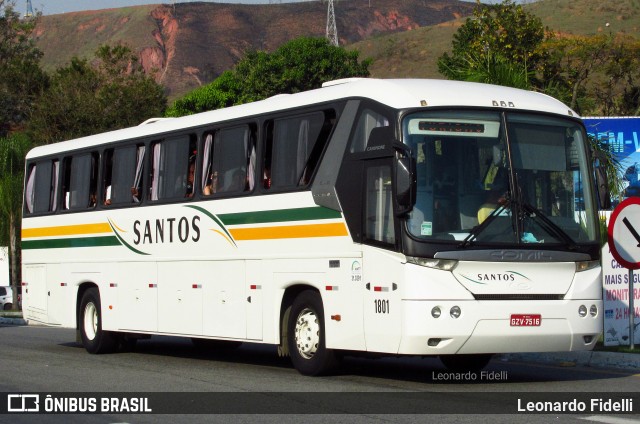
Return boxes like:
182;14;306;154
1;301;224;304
402;110;598;246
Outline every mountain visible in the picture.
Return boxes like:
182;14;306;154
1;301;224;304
350;0;640;80
33;0;475;100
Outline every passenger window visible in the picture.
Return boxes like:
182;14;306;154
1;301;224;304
103;145;145;206
60;154;98;211
201;125;256;196
25;160;59;214
349;108;391;153
149;135;197;201
263;110;335;190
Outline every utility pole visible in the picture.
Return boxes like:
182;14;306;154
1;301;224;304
25;0;34;17
326;0;338;47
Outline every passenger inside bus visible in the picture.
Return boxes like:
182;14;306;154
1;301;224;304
185;155;196;198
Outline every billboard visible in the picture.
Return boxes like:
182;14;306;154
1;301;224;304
601;244;640;346
583;117;640;199
584;117;640;346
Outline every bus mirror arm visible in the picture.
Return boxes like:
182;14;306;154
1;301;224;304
393;142;416;216
591;148;611;210
594;165;610;210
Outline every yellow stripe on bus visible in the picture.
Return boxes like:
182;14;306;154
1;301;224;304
22;223;112;238
229;223;348;241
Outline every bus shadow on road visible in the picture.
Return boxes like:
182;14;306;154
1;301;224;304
66;335;634;385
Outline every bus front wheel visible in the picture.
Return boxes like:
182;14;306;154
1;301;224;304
79;287;117;354
287;290;339;376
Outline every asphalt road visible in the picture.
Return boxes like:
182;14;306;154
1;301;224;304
0;324;638;424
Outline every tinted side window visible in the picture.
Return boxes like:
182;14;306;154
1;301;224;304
25;160;59;214
364;163;395;245
202;125;256;196
149;135;197;201
103;145;145;206
264;110;335;190
62;153;98;210
349;108;391;153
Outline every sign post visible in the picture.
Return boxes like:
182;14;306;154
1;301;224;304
608;197;640;349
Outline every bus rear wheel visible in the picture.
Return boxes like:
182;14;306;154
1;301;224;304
287;290;339;376
79;287;117;354
439;354;493;372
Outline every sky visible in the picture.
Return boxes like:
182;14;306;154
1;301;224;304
10;0;500;16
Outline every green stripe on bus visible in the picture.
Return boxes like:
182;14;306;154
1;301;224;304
218;207;341;226
22;236;121;250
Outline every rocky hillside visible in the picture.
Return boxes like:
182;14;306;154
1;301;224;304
33;0;475;100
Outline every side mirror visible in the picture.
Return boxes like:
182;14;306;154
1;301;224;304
394;143;416;216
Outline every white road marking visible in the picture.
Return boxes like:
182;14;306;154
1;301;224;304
580;416;640;424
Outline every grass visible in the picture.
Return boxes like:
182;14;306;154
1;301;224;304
594;332;640;354
36;5;160;72
349;0;640;81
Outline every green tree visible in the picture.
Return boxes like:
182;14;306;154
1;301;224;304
28;44;167;144
167;37;371;117
438;50;532;89
541;33;640;115
0;132;31;307
437;0;544;88
166;70;240;117
0;0;47;136
235;37;371;103
94;44;168;130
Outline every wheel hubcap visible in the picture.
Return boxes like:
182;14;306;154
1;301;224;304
294;307;320;359
83;301;98;341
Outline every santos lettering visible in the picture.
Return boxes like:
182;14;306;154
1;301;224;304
133;216;201;245
477;273;516;282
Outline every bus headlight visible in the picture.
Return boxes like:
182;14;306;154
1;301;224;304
578;305;588;317
576;261;599;272
590;304;598;317
431;306;441;318
450;306;461;319
407;257;458;271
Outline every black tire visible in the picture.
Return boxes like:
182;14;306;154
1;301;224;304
79;287;117;354
287;290;339;376
439;354;493;372
4;303;12;311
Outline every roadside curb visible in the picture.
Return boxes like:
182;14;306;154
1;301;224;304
0;316;28;326
503;351;640;371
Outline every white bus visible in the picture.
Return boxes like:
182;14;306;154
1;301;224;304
22;78;604;375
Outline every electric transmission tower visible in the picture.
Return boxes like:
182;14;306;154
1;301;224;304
326;0;338;47
25;0;34;17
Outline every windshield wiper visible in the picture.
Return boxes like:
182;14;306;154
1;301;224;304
520;201;577;250
458;196;510;248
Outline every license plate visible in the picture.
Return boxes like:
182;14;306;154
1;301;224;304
510;314;541;326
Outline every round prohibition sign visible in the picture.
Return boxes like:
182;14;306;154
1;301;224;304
608;197;640;270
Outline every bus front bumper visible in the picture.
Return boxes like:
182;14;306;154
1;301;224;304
398;299;602;355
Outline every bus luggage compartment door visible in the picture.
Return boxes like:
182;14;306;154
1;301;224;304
22;265;48;323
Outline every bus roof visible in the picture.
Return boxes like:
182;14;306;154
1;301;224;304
26;78;579;159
